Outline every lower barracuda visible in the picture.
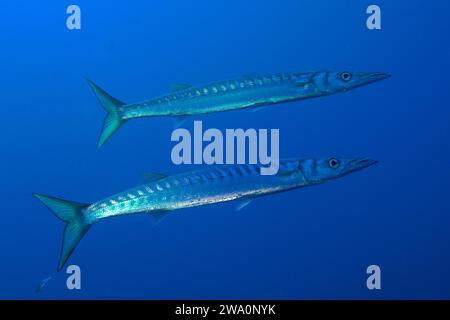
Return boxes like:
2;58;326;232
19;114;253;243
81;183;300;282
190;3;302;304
33;157;377;271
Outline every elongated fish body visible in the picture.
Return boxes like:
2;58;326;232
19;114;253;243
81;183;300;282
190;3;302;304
84;162;305;223
33;157;377;270
122;73;331;118
87;71;390;148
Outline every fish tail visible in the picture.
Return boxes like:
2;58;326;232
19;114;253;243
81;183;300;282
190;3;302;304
86;79;126;148
33;193;92;272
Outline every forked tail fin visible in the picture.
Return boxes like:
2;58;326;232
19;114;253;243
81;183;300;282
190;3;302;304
86;79;126;148
33;193;91;271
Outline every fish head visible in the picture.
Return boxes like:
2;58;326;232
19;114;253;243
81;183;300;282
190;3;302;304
298;157;378;184
311;71;391;94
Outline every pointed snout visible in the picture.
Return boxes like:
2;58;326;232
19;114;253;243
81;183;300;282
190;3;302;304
367;72;391;81
356;158;378;167
360;72;391;85
344;158;378;175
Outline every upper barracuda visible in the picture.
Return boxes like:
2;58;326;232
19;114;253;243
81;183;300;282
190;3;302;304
33;157;377;270
87;71;390;148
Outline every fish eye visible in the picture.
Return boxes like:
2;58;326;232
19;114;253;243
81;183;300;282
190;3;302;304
328;158;340;169
340;72;352;82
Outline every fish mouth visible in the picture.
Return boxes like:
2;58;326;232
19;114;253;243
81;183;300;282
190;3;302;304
343;72;390;91
368;72;391;81
344;158;379;175
361;72;391;84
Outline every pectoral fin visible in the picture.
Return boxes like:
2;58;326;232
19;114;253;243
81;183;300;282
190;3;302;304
150;210;171;226
277;168;296;176
142;172;168;183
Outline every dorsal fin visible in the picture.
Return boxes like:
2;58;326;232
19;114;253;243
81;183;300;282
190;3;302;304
142;172;168;183
171;83;192;92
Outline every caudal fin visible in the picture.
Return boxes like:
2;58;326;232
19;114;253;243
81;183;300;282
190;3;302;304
33;193;91;271
86;79;126;148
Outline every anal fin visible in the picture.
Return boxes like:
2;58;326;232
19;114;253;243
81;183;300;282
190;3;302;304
235;198;254;212
173;115;191;128
250;106;267;113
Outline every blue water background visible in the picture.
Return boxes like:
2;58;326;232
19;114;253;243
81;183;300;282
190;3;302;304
1;0;450;299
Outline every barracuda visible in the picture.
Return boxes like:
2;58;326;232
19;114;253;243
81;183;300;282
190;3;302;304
33;157;377;271
87;71;390;148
